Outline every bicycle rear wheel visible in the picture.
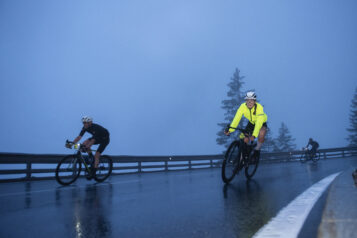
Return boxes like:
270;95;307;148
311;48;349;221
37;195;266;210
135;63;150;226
94;155;113;182
222;141;240;184
56;155;82;185
245;152;260;180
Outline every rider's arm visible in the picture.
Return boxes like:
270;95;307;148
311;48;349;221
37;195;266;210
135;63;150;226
73;127;85;144
252;105;266;138
306;141;312;148
229;104;244;133
73;136;82;144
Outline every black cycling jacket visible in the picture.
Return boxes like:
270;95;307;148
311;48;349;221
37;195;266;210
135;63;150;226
79;123;109;141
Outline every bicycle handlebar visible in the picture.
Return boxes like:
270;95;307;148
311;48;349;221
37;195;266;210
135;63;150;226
65;140;95;152
225;125;252;136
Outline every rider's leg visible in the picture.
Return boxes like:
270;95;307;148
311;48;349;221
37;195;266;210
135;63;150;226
94;139;110;170
255;126;267;151
82;139;96;178
249;127;266;161
243;122;254;144
84;139;96;161
94;151;101;169
83;138;95;150
308;150;313;159
311;146;317;157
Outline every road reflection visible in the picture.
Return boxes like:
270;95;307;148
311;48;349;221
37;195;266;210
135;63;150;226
55;184;113;238
77;185;112;238
25;182;31;209
222;179;271;237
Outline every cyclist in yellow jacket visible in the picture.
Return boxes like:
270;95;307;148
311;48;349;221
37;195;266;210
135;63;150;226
224;91;268;157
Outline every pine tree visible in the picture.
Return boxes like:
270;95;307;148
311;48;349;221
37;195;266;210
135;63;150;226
347;87;357;146
274;122;296;152
216;68;246;148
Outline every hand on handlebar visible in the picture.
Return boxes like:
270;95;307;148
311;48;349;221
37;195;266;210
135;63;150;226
224;124;231;136
65;142;73;149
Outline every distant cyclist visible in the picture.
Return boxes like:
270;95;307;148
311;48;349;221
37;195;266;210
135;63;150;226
306;138;319;159
224;91;268;159
66;116;110;178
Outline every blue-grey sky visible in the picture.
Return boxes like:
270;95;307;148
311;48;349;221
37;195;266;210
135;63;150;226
1;0;356;155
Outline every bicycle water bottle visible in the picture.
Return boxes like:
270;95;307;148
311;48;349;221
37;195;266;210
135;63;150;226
88;154;94;165
84;156;89;164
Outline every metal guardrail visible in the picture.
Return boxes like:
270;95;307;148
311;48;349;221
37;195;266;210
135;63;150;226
0;147;356;182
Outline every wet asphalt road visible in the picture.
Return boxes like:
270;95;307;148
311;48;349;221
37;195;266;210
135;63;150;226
0;157;356;238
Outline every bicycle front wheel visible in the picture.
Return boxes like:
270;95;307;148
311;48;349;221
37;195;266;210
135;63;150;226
222;141;240;184
56;155;82;185
245;153;260;180
300;153;307;163
94;155;113;182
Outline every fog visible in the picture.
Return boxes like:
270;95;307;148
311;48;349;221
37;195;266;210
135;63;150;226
1;0;356;155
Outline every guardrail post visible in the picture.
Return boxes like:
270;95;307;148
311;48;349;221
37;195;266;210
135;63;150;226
324;152;327;159
138;162;142;173
26;161;31;180
210;160;213;168
189;160;192;169
165;161;168;171
342;150;345;157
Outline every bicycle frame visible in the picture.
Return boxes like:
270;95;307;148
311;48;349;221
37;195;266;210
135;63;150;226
221;126;260;183
227;127;256;161
56;140;113;185
300;147;320;163
305;147;315;159
76;151;91;172
67;140;96;173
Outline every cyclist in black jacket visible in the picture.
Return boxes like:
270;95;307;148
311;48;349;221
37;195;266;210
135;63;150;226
67;116;110;177
306;138;319;159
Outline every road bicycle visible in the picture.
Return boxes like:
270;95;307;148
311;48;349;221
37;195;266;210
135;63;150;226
299;147;320;163
55;140;113;185
221;127;260;184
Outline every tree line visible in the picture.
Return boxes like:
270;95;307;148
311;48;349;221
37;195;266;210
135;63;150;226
217;68;357;152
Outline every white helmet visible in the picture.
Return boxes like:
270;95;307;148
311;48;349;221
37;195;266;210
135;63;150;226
245;91;257;100
82;116;93;123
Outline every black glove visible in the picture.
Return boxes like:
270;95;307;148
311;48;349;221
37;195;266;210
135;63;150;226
65;142;73;149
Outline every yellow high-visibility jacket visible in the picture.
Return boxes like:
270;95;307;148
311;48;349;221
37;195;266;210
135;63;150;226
229;102;268;137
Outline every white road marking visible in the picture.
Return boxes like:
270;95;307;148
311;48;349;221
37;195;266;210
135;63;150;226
253;172;341;238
